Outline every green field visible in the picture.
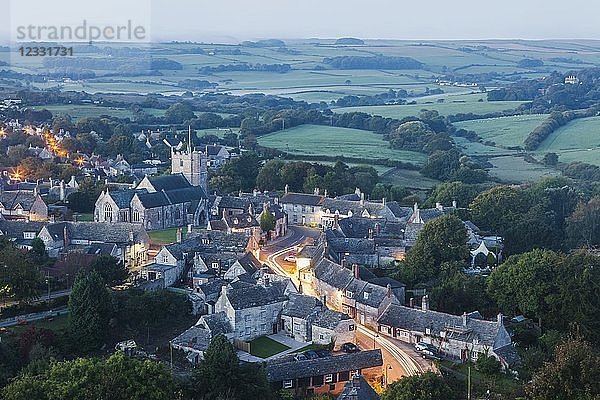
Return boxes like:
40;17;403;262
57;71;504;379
334;96;526;119
455;114;549;147
380;168;441;190
488;156;558;182
36;104;136;119
257;124;426;164
535;116;600;165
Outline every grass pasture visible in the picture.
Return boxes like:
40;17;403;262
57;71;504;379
35;104;136;119
380;168;441;190
488;156;558;182
148;228;179;244
454;114;549;148
334;97;526;120
257;124;426;164
535;116;600;165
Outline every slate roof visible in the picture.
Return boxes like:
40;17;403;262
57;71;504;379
338;376;380;400
225;213;259;229
282;293;321;319
368;277;406;289
356;283;392;309
136;185;206;209
147;174;191;192
314;258;354;290
266;350;383;382
214;195;249;211
326;232;376;255
494;344;521;368
206;144;226;156
165;230;248;260
312;308;351;330
377;304;502;348
43;222;148;244
107;190;136;209
224;280;287;310
0;220;45;239
208;219;228;231
280;193;324;206
86;243;117;255
171;325;212;352
200;311;233;335
322;198;392;219
0;191;39;211
235;252;263;273
338;217;405;239
385;201;413;221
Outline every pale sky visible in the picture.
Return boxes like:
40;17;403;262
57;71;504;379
2;0;599;43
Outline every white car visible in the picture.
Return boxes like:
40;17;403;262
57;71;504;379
283;255;296;262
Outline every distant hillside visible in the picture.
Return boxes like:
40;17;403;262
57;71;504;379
323;55;423;70
335;37;364;45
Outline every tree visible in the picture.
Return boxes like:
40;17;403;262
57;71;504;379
30;238;47;265
67;271;112;352
543;152;559;166
0;244;42;304
189;335;274;400
526;338;600;400
400;214;469;286
2;352;177;400
256;160;284;191
382;372;457;400
165;101;195;124
88;255;128;285
566;197;600;248
260;209;276;240
427;181;482;208
486;249;561;326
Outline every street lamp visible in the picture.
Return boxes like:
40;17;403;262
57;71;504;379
373;333;379;349
384;364;392;387
46;278;50;301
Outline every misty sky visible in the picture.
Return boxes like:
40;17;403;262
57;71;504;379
3;0;599;43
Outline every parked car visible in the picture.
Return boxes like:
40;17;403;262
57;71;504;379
415;342;430;352
341;342;360;353
304;350;319;360
283;254;296;262
419;347;441;360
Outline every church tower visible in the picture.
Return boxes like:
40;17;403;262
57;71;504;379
171;127;208;192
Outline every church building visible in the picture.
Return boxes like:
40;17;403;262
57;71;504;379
94;134;209;230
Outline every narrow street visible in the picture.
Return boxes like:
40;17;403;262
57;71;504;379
259;226;424;385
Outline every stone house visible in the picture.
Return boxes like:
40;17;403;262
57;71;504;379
214;280;289;341
376;297;519;369
266;350;383;395
223;252;263;281
0;191;48;221
0;220;45;249
205;144;231;168
280;192;324;227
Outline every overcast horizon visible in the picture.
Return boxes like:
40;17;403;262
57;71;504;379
2;0;600;44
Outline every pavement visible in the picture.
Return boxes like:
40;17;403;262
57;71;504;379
0;307;68;328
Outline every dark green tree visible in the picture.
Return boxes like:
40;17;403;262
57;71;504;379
67;270;112;352
381;372;457;400
260;209;276;239
400;214;469;286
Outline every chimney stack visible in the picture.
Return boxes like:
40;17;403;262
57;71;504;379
421;295;429;311
452;200;457;208
324;189;328;198
341;258;347;268
284;184;289;194
176;228;182;243
462;312;468;327
314;187;320;195
368;228;373;240
352;264;359;279
435;202;443;211
386;283;392;298
497;313;503;325
409;297;414;308
320;294;327;306
187;224;192;235
360;192;365;206
63;225;69;248
382;197;386;206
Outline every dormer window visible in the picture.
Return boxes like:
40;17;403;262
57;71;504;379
202;238;209;244
363;292;369;300
345;290;353;299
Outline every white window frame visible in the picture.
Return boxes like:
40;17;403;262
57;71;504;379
283;380;293;389
324;374;333;383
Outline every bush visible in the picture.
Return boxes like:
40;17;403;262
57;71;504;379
476;353;501;375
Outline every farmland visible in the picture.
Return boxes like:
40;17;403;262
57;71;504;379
334;95;526;119
257;124;426;164
454;114;549;148
535;116;600;165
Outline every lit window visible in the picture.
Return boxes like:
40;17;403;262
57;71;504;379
283;380;293;389
324;374;333;383
104;203;113;221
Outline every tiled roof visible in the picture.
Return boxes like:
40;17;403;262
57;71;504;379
326;231;376;255
200;311;233;335
165;230;248;260
338;376;380;400
86;243;117;255
236;252;263;273
225;213;259;229
280;193;324;206
147;174;191;192
214;195;249;210
338;217;405;239
312;308;351;330
0;220;45;238
171;325;212;352
282;293;321;319
377;304;502;348
224;280;287;310
44;222;148;244
208;219;228;231
0;191;39;211
266;350;383;382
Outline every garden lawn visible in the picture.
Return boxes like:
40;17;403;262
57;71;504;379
249;336;291;359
